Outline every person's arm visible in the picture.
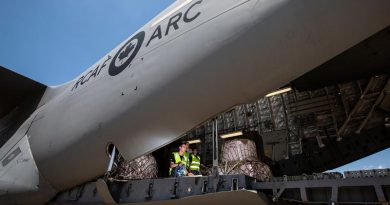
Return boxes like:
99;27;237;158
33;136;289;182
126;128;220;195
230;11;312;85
170;162;178;168
170;153;179;168
188;156;192;173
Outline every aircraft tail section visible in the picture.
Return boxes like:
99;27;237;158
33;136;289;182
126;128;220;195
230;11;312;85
0;66;47;148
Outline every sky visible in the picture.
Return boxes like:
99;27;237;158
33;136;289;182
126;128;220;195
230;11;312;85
0;0;174;85
329;148;390;173
0;0;389;173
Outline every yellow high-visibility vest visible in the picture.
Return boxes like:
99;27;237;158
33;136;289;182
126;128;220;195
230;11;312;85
184;152;190;167
190;154;200;172
169;152;189;175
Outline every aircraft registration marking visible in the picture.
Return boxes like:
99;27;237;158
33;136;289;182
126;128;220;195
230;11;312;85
2;147;21;167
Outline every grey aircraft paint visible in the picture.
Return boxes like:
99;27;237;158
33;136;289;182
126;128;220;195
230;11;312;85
1;0;390;204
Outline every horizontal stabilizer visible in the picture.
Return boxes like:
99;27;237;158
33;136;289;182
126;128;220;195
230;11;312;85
0;66;47;148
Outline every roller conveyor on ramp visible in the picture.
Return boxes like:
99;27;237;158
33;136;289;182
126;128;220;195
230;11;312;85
53;169;390;205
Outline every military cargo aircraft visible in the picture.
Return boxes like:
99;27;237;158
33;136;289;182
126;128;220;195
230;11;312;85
1;0;390;204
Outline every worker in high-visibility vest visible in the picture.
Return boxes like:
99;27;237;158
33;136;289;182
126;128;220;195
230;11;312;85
189;148;201;175
169;142;189;177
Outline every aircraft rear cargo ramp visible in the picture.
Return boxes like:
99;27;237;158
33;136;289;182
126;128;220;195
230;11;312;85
53;171;390;205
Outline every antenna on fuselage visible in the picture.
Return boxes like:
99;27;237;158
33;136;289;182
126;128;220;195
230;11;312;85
107;145;116;173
